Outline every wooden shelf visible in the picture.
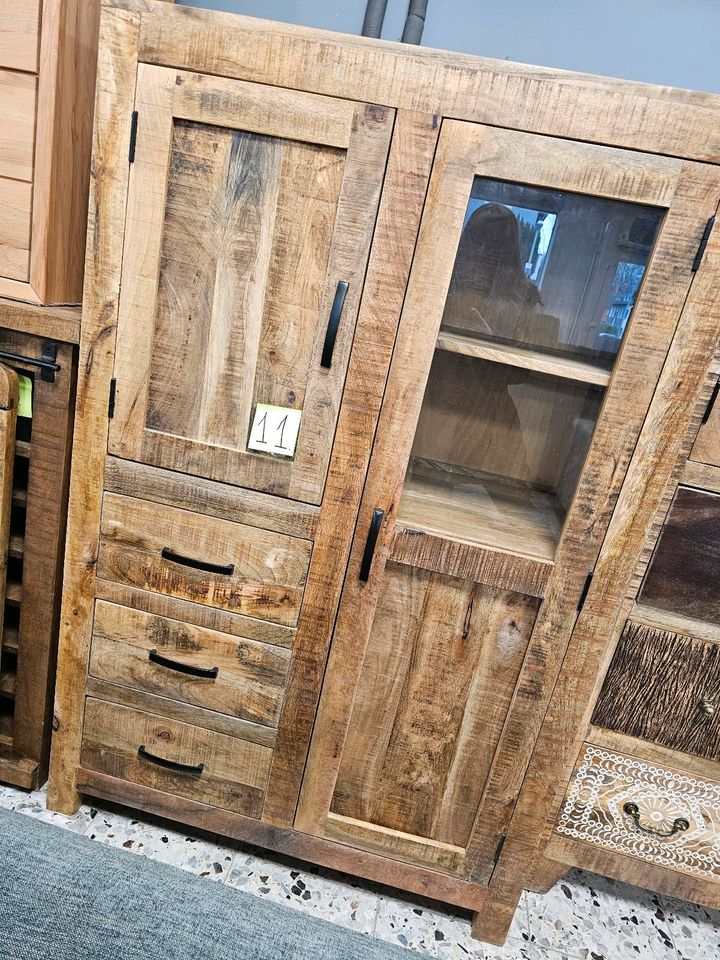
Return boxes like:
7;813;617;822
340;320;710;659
436;330;612;387
0;670;16;699
398;460;563;563
5;581;22;607
8;534;24;559
14;440;31;459
11;488;27;508
2;625;18;655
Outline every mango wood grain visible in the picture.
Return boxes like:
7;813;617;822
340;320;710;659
0;0;40;72
81;697;273;817
47;5;141;815
473;196;720;943
682;459;720;495
631;601;720;648
0;177;31;282
104;457;319;540
89;600;291;727
97;492;311;627
263;111;440;827
586;726;720;783
76;766;488;910
114;0;720;163
689;371;720;468
0;69;36;182
0;298;80;344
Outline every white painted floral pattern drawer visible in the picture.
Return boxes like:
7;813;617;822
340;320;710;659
556;745;720;881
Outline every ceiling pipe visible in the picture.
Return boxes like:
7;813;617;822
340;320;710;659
361;0;389;38
401;0;428;44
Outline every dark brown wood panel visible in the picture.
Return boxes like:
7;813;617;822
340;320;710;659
639;486;720;624
592;620;720;761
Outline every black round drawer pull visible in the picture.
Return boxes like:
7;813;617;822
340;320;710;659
148;648;219;680
623;801;689;838
137;745;204;777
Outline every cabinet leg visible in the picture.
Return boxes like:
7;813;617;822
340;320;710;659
526;855;567;894
471;894;521;946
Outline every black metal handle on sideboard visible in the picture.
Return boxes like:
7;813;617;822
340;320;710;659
148;648;219;680
137;745;204;777
320;280;349;369
161;547;234;577
359;507;384;582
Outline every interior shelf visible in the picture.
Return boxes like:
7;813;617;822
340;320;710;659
398;459;563;563
8;534;24;559
5;581;22;607
0;670;16;699
2;624;18;655
14;440;30;459
436;330;612;387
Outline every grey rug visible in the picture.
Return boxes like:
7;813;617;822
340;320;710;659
0;806;409;960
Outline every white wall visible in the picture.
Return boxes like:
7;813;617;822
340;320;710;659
175;0;720;93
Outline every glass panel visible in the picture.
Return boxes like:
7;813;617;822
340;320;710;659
399;179;664;561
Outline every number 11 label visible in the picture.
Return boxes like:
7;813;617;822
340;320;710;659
247;404;302;458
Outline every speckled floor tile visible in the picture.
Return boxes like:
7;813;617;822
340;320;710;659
0;784;93;835
525;869;677;959
661;895;720;960
225;846;379;934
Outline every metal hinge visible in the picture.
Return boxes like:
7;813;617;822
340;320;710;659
577;572;594;613
108;378;116;419
702;378;720;425
492;832;506;868
692;216;715;272
128;110;139;164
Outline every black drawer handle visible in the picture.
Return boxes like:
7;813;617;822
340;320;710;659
623;802;689;838
359;507;384;582
148;648;219;680
138;745;204;777
161;547;234;577
320;280;349;369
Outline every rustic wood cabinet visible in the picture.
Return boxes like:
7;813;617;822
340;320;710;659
48;0;720;943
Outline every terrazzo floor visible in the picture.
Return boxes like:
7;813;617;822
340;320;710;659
0;783;717;959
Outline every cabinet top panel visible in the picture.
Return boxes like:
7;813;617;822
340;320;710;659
109;0;720;164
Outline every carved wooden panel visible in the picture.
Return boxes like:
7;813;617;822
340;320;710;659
593;620;720;761
639;486;720;624
557;745;720;881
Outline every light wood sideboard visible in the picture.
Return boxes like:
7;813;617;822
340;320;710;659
48;0;720;943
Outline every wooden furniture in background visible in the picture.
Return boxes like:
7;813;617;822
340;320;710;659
48;0;720;943
0;308;78;788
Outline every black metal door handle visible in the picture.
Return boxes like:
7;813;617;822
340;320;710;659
623;802;689;837
138;745;204;777
320;280;349;368
161;547;234;576
148;648;219;679
359;507;384;581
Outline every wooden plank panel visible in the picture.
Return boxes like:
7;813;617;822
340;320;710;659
0;0;40;72
0;69;36;181
97;492;312;627
81;697;273;817
0;177;31;281
0;299;81;344
89;601;291;727
592;620;720;761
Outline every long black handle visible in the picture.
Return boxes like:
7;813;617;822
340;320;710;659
148;648;219;679
161;547;234;577
321;280;349;369
359;507;384;581
138;745;204;776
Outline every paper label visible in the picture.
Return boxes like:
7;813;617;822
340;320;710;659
247;404;301;458
17;375;32;419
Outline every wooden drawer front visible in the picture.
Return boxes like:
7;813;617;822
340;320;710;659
593;620;720;761
556;745;720;882
0;1;40;72
81;698;273;818
89;601;291;727
97;493;311;627
0;69;35;182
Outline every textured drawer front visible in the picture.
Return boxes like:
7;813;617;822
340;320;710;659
557;745;720;881
80;698;273;818
98;492;311;626
89;600;291;727
0;69;36;181
0;1;40;72
593;620;720;761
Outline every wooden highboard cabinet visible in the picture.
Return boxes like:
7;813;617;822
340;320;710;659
48;0;720;944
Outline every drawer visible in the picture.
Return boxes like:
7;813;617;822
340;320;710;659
0;176;31;282
0;69;36;181
556;744;720;882
80;698;273;818
593;619;720;761
0;1;40;72
89;600;291;727
98;492;312;627
639;486;720;626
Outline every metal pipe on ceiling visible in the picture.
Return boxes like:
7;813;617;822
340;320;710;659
361;0;389;38
401;0;429;44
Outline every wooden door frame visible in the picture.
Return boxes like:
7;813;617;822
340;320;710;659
296;119;720;883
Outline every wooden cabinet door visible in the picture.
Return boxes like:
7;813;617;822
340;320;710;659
296;121;720;881
109;65;393;504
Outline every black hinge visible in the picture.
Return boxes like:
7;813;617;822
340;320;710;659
702;378;720;425
577;572;594;612
492;832;506;868
128;110;139;164
692;216;715;272
108;378;116;419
